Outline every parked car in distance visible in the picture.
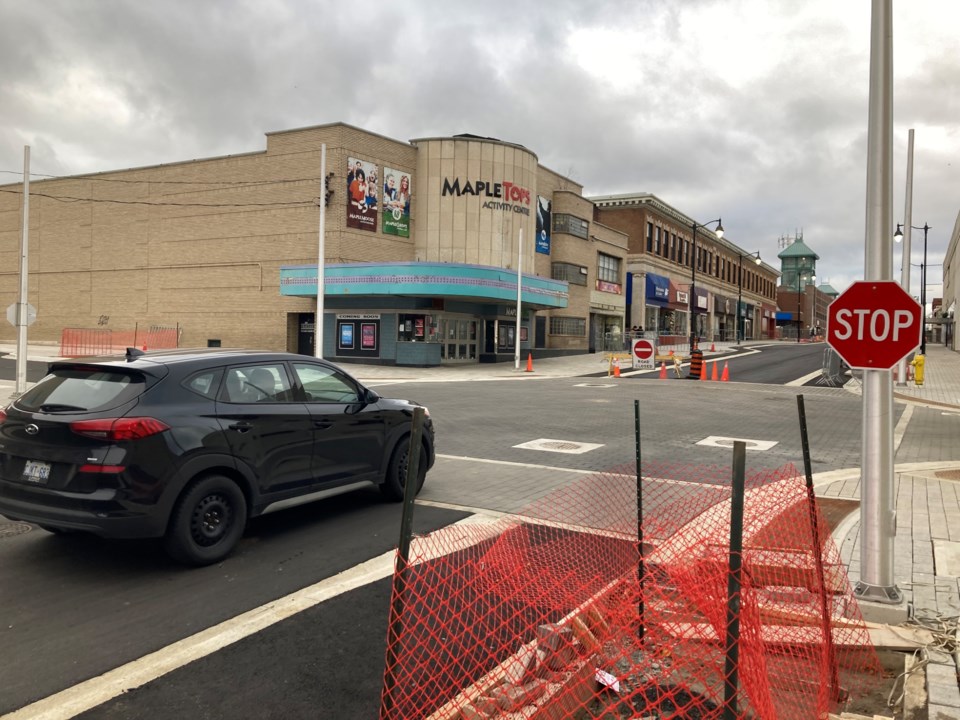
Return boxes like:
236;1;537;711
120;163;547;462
0;348;434;565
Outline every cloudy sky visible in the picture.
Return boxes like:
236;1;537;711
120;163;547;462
2;0;957;301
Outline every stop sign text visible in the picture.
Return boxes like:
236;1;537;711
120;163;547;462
831;308;916;342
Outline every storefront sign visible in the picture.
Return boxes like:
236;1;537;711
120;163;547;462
442;177;531;216
336;313;381;320
676;291;689;304
596;280;621;294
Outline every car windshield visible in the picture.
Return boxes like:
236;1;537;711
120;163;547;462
17;368;146;413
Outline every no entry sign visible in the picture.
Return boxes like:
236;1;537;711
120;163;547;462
826;280;922;369
632;338;656;370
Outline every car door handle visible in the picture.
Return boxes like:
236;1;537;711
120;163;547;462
228;422;254;433
313;421;333;430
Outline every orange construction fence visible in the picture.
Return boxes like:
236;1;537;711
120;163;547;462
380;462;880;720
60;326;179;357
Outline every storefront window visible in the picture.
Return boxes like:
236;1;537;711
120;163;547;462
398;314;431;342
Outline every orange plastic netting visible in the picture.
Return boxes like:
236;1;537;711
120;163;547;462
380;462;880;720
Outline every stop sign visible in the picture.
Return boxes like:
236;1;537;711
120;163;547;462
632;338;656;370
826;280;922;369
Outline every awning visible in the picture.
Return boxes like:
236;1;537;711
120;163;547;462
668;279;689;311
693;287;709;314
713;294;730;315
645;273;671;308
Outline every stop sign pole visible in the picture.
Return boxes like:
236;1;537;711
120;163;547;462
855;0;902;606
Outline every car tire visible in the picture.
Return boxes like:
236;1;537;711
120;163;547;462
380;439;427;502
164;475;247;566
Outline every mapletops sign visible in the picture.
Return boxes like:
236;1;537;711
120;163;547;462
441;178;531;216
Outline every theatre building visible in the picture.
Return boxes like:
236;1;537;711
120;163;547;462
591;194;781;343
0;123;629;364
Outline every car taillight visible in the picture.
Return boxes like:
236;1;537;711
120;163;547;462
70;417;169;441
0;408;6;425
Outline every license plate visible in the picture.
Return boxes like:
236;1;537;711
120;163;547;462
22;460;51;484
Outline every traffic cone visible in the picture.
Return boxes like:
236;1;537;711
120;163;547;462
659;362;667;380
701;362;709;381
710;342;716;352
721;362;730;382
711;362;719;381
142;345;147;351
613;360;621;378
525;352;533;372
668;349;674;356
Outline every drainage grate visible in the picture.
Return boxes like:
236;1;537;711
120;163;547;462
695;436;778;452
513;438;604;454
0;522;34;539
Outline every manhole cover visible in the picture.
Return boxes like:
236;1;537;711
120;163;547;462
513;438;604;454
0;522;33;539
936;469;960;481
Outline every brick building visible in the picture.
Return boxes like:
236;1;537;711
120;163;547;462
1;124;632;364
591;194;781;344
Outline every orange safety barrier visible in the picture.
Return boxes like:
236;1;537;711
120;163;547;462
687;349;703;380
60;326;179;357
379;462;881;720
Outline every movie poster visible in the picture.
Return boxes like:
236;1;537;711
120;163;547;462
346;157;378;232
381;168;411;237
536;195;552;254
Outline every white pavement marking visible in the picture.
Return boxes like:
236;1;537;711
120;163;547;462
0;514;501;720
786;369;823;387
436;454;592;474
695;436;778;452
894;403;914;455
512;438;604;454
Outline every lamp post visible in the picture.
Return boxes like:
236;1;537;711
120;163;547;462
736;251;761;343
796;267;815;343
895;222;930;354
690;218;724;352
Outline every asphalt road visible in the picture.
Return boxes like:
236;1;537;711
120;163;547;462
0;343;871;718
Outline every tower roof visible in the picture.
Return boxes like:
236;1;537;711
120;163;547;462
777;239;820;260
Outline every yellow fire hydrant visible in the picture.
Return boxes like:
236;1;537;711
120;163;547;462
910;354;925;386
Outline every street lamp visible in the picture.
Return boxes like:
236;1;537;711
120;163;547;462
736;251;761;343
690;217;724;352
796;268;816;343
895;222;930;354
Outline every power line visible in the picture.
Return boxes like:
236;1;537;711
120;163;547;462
0;169;322;187
0;187;317;209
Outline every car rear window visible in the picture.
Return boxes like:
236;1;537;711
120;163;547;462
16;367;147;413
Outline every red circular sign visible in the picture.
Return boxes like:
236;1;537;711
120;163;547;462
633;339;654;359
826;280;922;369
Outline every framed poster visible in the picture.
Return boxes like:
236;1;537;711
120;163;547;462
361;323;377;349
339;323;355;349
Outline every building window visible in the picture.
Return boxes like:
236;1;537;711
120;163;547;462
597;253;621;284
670;233;677;262
646;222;653;252
551;262;588;286
654;226;661;255
553;213;589;240
549;316;586;336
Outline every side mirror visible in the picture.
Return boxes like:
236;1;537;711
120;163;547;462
363;387;380;404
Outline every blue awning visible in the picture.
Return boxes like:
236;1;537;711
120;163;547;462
646;273;671;308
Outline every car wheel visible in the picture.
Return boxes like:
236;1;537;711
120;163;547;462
380;439;427;502
164;475;247;566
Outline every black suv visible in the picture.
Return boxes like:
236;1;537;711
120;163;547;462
0;348;434;565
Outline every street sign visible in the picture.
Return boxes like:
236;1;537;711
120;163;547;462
631;338;656;370
5;302;37;327
826;280;921;369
